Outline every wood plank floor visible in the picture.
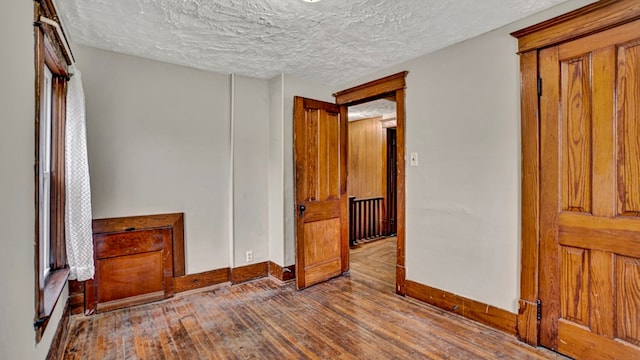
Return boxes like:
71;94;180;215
62;237;566;359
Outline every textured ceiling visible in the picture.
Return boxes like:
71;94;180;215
57;0;570;86
349;99;396;121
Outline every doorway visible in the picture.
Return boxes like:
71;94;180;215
292;72;408;292
347;99;397;243
334;71;408;295
346;99;398;290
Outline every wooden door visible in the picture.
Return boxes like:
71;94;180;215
539;19;640;358
294;96;348;290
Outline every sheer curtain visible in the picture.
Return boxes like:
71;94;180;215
65;68;94;281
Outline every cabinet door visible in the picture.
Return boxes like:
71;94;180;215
86;228;173;313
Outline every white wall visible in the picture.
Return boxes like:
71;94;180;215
236;72;335;269
75;46;232;274
0;1;66;358
232;75;270;267
335;0;596;312
75;44;337;274
402;29;521;312
268;75;285;265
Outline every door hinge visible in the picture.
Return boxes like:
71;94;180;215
537;77;542;97
34;316;48;330
537;299;542;320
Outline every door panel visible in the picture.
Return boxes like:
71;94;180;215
560;54;592;214
618;40;640;217
294;97;348;290
97;251;164;303
617;256;640;346
559;247;589;326
87;228;173;313
540;19;640;358
303;218;342;286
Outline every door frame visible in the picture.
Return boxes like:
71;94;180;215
511;0;640;346
334;71;408;295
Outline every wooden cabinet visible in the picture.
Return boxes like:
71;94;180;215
83;213;184;314
91;229;173;313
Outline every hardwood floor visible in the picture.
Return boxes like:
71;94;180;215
350;236;397;293
62;238;565;359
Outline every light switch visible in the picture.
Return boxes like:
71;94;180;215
410;152;418;166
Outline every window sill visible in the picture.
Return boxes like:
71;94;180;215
35;267;69;341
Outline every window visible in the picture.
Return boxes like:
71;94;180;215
40;65;53;279
34;0;74;341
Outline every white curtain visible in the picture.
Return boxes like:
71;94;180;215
65;68;95;281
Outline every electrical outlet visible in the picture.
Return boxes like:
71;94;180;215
246;250;253;263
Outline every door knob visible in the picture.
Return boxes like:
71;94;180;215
298;204;306;218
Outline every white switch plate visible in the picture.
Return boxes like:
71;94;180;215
246;250;253;263
410;152;419;166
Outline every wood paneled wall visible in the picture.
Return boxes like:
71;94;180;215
348;117;386;199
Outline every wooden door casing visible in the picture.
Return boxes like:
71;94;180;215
334;71;408;295
294;97;348;290
538;19;640;359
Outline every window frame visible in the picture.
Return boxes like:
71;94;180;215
34;0;73;342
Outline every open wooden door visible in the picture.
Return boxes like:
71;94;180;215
538;19;640;358
294;96;348;290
